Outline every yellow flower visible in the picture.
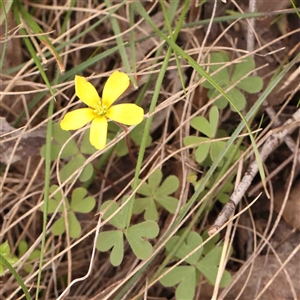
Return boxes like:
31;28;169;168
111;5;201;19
60;71;144;150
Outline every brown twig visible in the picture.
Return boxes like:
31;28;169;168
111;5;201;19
208;108;300;235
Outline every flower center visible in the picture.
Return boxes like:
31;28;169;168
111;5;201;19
93;101;107;116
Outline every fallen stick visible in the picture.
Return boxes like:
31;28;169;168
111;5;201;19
208;108;300;235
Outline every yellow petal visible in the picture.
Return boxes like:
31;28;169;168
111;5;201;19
90;116;108;150
106;104;144;125
75;75;100;107
102;71;130;107
60;108;95;130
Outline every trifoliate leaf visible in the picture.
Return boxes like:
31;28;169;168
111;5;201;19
194;141;210;163
202;53;262;111
155;175;179;197
67;211;81;238
236;76;263;93
71;187;95;213
134;170;179;220
148;169;163;192
190;116;211;137
160;266;196;300
133;197;158;221
156;196;178;214
165;231;203;265
196;246;231;287
126;221;159;260
96;230;124;266
231;56;255;82
100;197;130;229
60;153;93;183
183;136;204;147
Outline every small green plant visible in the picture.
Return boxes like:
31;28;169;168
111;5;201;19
202;52;263;111
0;241;18;274
41;185;96;238
133;169;179;221
41;123;96;183
96;196;159;266
17;241;41;273
160;231;231;300
184;106;227;164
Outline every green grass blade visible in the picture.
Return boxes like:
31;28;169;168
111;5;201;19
13;1;56;100
0;0;12;26
0;254;32;300
15;0;63;71
104;0;136;87
0;0;9;70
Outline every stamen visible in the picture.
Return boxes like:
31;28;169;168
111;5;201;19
93;101;107;116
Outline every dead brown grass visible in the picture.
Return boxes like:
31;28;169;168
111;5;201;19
1;1;299;299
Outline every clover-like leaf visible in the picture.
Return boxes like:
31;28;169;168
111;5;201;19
201;53;263;111
96;230;124;266
41;187;91;239
133;197;158;221
165;231;203;265
155;175;179;197
51;211;81;238
70;187;96;213
0;241;18;274
125;220;159;260
236;76;263;93
231;56;255;82
160;266;196;300
191;106;219;138
201;52;230;90
40;185;65;213
60;153;93;183
196;246;231;287
194;140;211;163
101;196;130;229
134;170;179;221
18;241;41;273
184;106;225;164
79;129;98;155
161;230;231;296
190;117;210;136
210;140;227;162
40;123;77;160
41;123;94;183
134;178;152;196
148;169;163;192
